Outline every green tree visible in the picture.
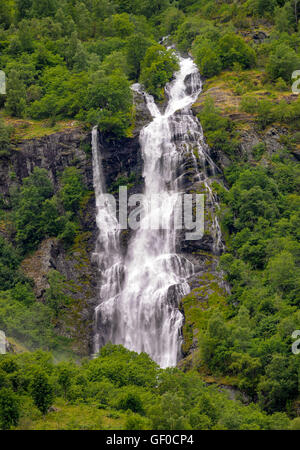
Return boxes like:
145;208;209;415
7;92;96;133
218;33;256;70
0;236;23;290
5;70;27;117
45;270;70;317
126;33;153;80
193;38;222;78
13;167;61;252
275;4;295;33
57;362;74;399
31;370;54;415
85;71;133;136
266;43;300;82
15;0;33;19
140;45;179;99
60;167;86;214
117;388;144;414
0;388;20;430
65;31;79;69
103;13;135;38
267;251;297;294
31;0;57;18
149;392;189;430
0;0;15;28
73;2;93;39
0;119;11;156
256;0;277;16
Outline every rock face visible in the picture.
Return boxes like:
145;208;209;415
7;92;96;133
132;89;153;136
192;84;289;172
0;97;148;355
239;125;289;160
0;128;92;202
21;238;60;299
0;87;228;360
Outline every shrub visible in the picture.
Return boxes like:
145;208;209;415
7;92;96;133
193;39;222;78
31;371;54;415
117;390;144;414
266;43;300;82
60;167;86;215
218;33;256;70
0;119;12;157
13;167;60;253
240;95;259;114
198;97;240;158
0;388;20;430
140;45;179;99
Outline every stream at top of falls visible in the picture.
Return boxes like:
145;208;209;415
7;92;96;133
91;54;224;368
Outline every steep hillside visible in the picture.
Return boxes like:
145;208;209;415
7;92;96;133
0;0;299;431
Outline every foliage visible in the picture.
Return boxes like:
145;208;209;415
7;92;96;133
0;119;12;157
218;33;256;70
12;167;60;252
31;370;54;414
45;270;71;318
0;345;293;430
0;236;23;290
198;97;240;158
60;167;86;215
204;160;300;412
140;45;179;100
0;0;300;431
11;166;88;253
0;388;20;430
266;43;300;82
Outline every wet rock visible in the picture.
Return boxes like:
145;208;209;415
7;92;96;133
252;31;268;44
217;384;251;404
21;238;59;299
132;89;153;136
0;127;92;203
48;406;60;413
291;148;300;161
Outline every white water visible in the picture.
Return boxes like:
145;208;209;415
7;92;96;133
92;55;223;367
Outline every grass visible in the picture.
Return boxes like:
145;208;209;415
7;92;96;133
0;110;82;141
193;68;295;118
16;398;127;430
6;336;30;354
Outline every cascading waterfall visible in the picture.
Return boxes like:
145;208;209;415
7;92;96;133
92;54;223;368
91;126;124;355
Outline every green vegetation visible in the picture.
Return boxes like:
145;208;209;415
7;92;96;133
169;0;300;422
11;166;87;253
140;44;179;100
198;97;240;158
201;162;300;414
0;0;184;137
0;165;89;353
0;344;294;430
192;32;256;78
0;119;12;157
0;0;300;431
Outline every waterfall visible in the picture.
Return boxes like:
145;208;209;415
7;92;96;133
92;55;223;368
91;126;124;355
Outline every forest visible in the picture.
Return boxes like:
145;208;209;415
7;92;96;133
0;0;300;431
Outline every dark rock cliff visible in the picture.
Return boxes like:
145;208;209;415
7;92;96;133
0;90;151;356
0;128;92;201
0;84;233;361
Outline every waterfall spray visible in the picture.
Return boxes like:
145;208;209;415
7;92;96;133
92;55;223;367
